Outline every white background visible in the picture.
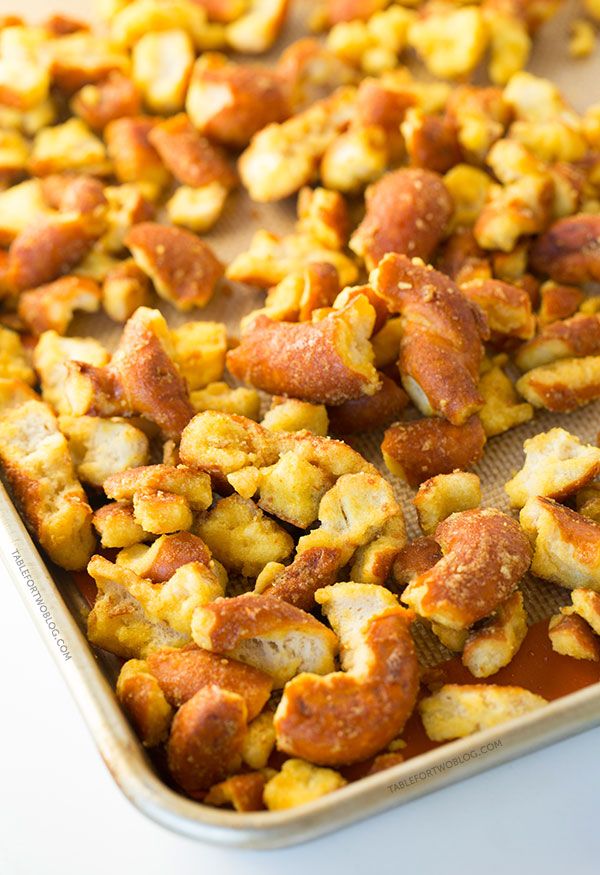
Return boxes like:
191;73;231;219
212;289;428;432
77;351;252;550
1;579;599;875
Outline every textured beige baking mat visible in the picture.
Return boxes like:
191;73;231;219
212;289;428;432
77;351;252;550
21;0;600;667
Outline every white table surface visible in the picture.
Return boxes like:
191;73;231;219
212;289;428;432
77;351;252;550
1;577;599;875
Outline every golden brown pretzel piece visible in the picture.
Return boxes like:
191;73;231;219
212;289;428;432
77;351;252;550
382;415;486;488
274;583;419;765
371;254;488;424
529;214;600;284
66;307;194;439
401;508;532;630
349;168;453;271
146;645;272;717
167;685;248;798
226;295;380;405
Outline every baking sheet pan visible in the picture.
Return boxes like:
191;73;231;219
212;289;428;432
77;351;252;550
2;0;600;848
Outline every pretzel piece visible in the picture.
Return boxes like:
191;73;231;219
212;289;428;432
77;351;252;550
371;254;488;424
192;592;338;687
402;508;532;630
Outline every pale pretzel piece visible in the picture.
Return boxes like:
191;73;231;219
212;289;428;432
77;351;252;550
349;168;453;271
18;276;101;336
402;508;532;630
520;497;600;591
420;683;547;742
132;29;194;115
0;178;55;246
371;254;488;424
0;380;95;571
462;592;528;678
146;644;272;717
505;428;600;509
192;592;338;688
102;259;152;322
170;321;227;390
478;363;534;437
125;222;224;311
529;214;600;284
116;532;214;583
262;397;329;436
32;330;110;416
382;416;486;488
167;685;247;798
548;610;600;661
459;278;535;342
349;513;406;587
515;315;600;372
205;772;268;812
242;711;276;769
263;759;346;811
87;554;225;658
225;0;289;54
116;659;174;746
571;588;600;636
516;356;600;413
28;118;111;177
186;52;290;147
537;281;584;326
190;383;261;420
58;415;149;488
65;307;194;439
0;326;34;384
104;464;212;535
227;295;380;405
92;501;150;549
238;85;356;202
195;494;294;576
414;471;482;536
274;582;419;765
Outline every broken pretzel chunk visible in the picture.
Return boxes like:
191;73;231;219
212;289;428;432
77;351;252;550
192;592;338;688
71;71;141;132
516;356;600;413
372;254;488;425
18;275;101;336
350;168;453;271
327;374;409;436
462;592;528;678
167;685;247;798
92;502;152;549
548;610;600;661
520;497;600;591
459;278;535;342
420;684;547;742
132;29;194;115
205;772;268;812
146;644;272;717
275;582;419;765
196;494;294;577
571;588;600;637
66;307;194;439
116;659;174;747
258;546;343;611
0;380;95;570
32;330;110;416
505;428;600;509
148;113;236;190
414;471;481;537
117;532;214;583
227;295;380;405
0;325;34;384
58;415;149;488
515;314;600;372
382;416;486;489
402;508;532;631
262;397;329;436
530;214;600;284
126;222;224;311
170;320;227;390
102;259;152;322
87;553;224;659
263;759;346;811
186;53;290;148
478;365;533;438
104;116;171;200
190;383;261;420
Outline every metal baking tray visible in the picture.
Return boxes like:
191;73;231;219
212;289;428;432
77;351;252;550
3;479;600;849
